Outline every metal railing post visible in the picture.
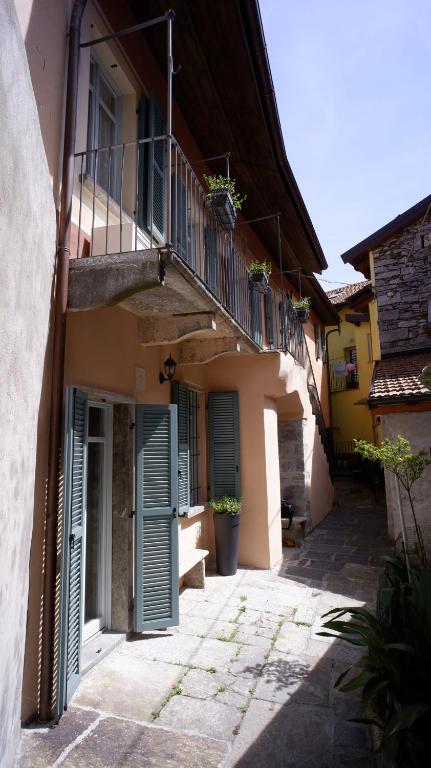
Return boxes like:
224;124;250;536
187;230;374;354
166;11;174;246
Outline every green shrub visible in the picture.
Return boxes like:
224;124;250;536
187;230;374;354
319;555;431;767
209;497;242;515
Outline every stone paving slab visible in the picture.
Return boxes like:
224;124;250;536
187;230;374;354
18;708;99;768
61;715;227;768
157;694;241;741
72;652;184;722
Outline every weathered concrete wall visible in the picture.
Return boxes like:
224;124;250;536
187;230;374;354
372;220;431;356
381;412;431;552
0;1;57;764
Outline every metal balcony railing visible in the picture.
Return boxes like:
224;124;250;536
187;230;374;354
72;136;262;344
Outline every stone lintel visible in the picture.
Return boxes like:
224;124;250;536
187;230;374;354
139;312;216;346
177;337;243;365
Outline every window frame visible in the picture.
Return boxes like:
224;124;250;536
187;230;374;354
86;56;121;200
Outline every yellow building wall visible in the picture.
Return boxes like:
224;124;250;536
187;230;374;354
326;305;375;449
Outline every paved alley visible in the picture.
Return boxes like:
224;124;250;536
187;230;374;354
18;479;388;768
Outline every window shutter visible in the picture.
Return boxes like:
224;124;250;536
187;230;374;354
134;405;179;631
137;98;165;241
208;392;240;500
250;286;263;346
264;289;274;346
279;299;287;351
320;328;327;362
205;226;218;294
314;323;321;360
58;387;88;712
172;381;190;515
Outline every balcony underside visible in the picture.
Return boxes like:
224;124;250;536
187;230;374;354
68;247;260;361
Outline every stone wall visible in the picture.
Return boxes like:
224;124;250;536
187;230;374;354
278;419;309;519
0;1;57;764
381;412;431;553
373;219;431;355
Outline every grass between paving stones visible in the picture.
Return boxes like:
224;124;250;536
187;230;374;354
152;681;184;720
264;618;284;661
294;620;312;627
217;627;238;642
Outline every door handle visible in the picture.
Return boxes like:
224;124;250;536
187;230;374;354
69;533;75;549
172;507;177;519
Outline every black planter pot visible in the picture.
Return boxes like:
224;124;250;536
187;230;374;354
295;307;309;323
207;190;237;231
249;271;269;292
213;512;240;576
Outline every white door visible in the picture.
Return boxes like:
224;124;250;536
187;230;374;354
82;402;113;643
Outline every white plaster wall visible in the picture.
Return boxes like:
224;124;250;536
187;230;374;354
0;2;57;764
381;412;431;553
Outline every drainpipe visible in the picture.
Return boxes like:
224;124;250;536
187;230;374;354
40;0;88;722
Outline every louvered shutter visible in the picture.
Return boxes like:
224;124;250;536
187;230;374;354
58;387;87;711
279;299;287;351
171;174;187;259
250;285;263;346
314;323;321;360
264;289;274;346
172;382;190;515
134;405;179;631
208;392;240;500
205;225;218;294
137;98;165;241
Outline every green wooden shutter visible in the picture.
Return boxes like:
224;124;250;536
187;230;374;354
264;289;274;346
250;285;263;346
58;387;88;712
137;98;165;241
208;392;240;500
205;225;218;294
134;405;179;631
172;382;190;515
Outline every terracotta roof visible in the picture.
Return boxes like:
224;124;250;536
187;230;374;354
369;351;431;405
326;280;370;307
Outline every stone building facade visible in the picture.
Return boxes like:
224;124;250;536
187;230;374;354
341;194;431;554
373;217;431;355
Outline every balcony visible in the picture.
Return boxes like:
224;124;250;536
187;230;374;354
329;357;359;392
68;135;306;363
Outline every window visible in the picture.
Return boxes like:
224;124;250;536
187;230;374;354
345;347;359;388
87;59;119;197
188;389;200;507
172;382;201;513
314;323;321;360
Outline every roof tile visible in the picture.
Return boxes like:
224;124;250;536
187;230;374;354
326;280;370;306
369;351;431;404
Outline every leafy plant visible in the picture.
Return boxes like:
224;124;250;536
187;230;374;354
354;436;430;567
319;555;431;767
292;296;311;310
209;496;242;515
203;174;246;211
249;260;272;277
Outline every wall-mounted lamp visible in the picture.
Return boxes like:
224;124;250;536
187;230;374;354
159;353;176;384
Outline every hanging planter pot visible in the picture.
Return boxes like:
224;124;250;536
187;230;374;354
207;189;237;231
204;174;246;232
249;260;271;293
292;297;311;324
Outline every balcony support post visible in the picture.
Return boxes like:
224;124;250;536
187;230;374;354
166;10;174;246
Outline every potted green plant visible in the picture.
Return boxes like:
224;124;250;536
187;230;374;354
203;174;246;231
209;496;242;576
249;260;272;292
292;296;311;323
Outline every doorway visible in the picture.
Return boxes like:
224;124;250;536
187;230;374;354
82;402;113;643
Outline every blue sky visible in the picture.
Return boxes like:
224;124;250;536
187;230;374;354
260;0;431;287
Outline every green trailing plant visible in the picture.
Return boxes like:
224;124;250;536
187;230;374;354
249;260;272;277
319;555;431;768
203;174;246;211
209;496;242;515
292;296;311;310
354;436;430;567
